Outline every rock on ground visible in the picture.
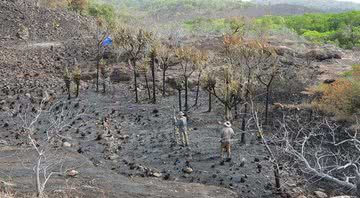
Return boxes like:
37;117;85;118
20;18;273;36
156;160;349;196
0;146;238;198
314;191;328;198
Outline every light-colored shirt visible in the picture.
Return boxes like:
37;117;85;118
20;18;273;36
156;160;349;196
176;116;187;132
221;127;234;143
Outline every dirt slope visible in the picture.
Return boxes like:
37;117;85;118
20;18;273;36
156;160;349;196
0;146;237;198
0;0;97;72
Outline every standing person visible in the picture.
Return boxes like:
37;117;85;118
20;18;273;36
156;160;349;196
103;115;111;134
174;111;189;147
220;121;235;161
172;108;179;145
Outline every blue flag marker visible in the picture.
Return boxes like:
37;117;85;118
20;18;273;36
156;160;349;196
101;36;113;47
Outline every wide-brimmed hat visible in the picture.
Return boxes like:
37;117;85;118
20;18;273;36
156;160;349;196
178;111;185;116
224;121;231;128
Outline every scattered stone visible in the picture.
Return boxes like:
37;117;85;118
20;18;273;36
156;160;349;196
239;158;246;167
0;140;8;145
66;170;79;177
109;154;119;160
183;167;193;174
62;142;71;147
314;191;328;198
151;172;162;178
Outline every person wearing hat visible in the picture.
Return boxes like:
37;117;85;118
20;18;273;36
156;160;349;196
103;115;111;134
174;111;189;147
220;121;235;161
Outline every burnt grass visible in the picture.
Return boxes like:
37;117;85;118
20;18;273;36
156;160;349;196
77;89;288;198
0;77;302;197
96;89;277;197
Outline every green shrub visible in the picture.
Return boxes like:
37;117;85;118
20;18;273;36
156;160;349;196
313;65;360;119
88;2;116;24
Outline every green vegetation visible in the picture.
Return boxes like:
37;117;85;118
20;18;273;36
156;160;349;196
283;11;360;48
40;0;116;25
184;11;360;49
88;2;116;24
256;12;360;49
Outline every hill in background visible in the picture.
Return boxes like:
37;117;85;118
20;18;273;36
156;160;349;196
253;0;360;12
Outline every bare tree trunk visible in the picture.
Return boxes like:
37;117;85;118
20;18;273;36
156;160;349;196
207;91;212;112
144;73;151;100
234;103;239;119
66;81;71;100
134;71;139;103
225;105;232;120
151;60;156;104
178;89;182;111
273;163;281;190
67;86;71;100
162;69;166;96
194;72;202;106
264;86;270;125
184;77;189;112
103;79;106;94
131;60;139;103
36;156;42;197
76;84;79;98
241;103;248;144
